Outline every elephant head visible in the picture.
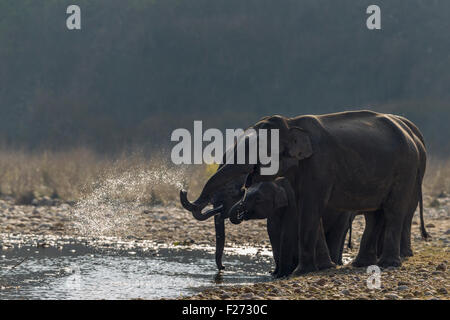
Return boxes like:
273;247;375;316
180;115;312;221
228;180;289;224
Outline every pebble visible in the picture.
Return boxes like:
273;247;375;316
437;288;447;294
315;278;327;286
397;285;409;291
385;293;400;300
240;293;256;299
436;263;446;271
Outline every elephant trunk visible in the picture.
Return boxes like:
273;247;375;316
214;215;226;270
228;199;246;225
180;190;223;221
179;162;254;221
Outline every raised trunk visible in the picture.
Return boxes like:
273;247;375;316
179;163;254;221
180;190;223;221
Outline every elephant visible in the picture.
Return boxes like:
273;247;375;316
180;110;429;274
352;115;429;267
228;177;355;277
182;158;341;272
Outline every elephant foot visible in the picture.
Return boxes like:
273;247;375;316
377;256;402;268
400;248;413;258
292;264;317;276
274;271;290;279
352;256;377;268
317;261;336;271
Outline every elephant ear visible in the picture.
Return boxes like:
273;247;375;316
287;127;313;160
274;185;288;209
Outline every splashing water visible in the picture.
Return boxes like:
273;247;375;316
71;164;187;237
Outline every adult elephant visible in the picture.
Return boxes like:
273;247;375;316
227;177;355;276
181;110;428;274
182;156;341;272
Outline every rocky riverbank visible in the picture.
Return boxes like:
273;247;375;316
0;194;449;300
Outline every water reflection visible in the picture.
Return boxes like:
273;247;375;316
0;239;272;300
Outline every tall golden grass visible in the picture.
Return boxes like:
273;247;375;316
0;148;210;206
0;148;448;206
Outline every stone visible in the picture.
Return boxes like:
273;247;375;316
436;263;446;271
397;285;409;291
437;288;447;294
315;278;327;286
220;293;231;299
240;293;256;299
341;289;350;296
385;293;400;300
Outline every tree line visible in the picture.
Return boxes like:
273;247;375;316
0;0;449;154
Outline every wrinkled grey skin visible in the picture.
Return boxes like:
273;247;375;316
228;177;355;277
181;111;429;274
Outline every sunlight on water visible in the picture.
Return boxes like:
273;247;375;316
71;165;186;237
0;239;272;300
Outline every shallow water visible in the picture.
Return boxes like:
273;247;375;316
0;239;272;299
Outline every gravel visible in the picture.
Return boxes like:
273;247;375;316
0;195;449;300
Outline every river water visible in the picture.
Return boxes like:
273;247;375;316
0;237;272;299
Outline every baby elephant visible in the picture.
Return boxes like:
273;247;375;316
229;177;354;277
228;177;300;277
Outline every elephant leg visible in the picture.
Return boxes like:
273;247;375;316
214;215;226;270
400;189;419;258
267;217;281;276
325;214;350;265
378;187;411;268
316;220;335;270
400;217;413;258
293;201;321;275
352;211;384;267
277;220;299;277
376;216;386;258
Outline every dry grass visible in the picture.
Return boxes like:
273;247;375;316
423;157;450;197
0;148;448;205
0;148;210;206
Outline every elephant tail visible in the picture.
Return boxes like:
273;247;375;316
419;184;430;239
